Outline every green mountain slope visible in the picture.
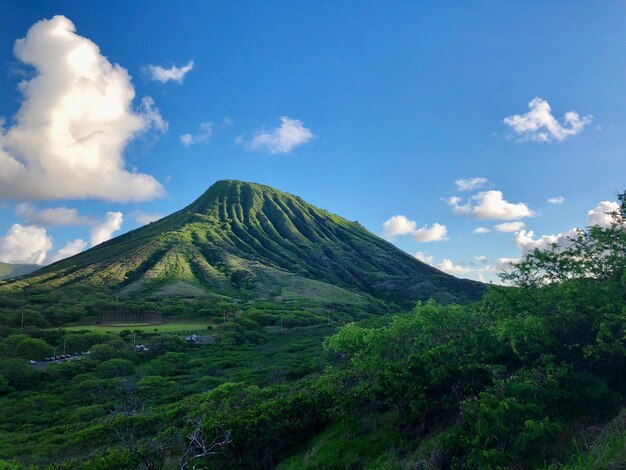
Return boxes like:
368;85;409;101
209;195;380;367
0;262;39;280
0;180;484;306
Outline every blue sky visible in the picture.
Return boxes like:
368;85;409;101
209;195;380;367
1;1;625;281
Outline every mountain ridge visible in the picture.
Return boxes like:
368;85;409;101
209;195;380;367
1;180;484;306
0;262;40;281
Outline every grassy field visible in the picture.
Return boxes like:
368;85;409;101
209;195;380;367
62;322;211;334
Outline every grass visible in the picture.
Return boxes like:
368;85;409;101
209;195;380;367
562;410;626;469
62;321;211;334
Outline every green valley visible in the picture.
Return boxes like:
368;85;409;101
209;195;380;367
0;184;625;469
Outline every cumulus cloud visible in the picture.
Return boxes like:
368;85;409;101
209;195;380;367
412;252;513;283
587;201;620;228
441;256;518;281
147;60;194;84
412;223;448;242
447;190;534;220
90;211;123;246
547;196;565;205
382;215;447;242
474;226;491;234
15;203;96;226
0;15;165;202
513;228;579;256
246;116;313;154
437;259;473;274
47;238;87;264
504;97;592;142
132;210;164;225
180;122;213;147
0;224;52;264
414;251;434;264
455;177;488;192
494;221;526;232
139;96;168;134
507;199;622;261
382;215;417;238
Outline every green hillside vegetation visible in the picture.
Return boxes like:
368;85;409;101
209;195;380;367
0;187;625;469
0;180;484;309
0;263;39;281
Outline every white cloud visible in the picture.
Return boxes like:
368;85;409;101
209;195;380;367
547;196;565;205
132;210;164;225
474;226;491;234
434;255;519;282
414;251;434;264
437;259;473;274
139;96;168;134
0;224;52;264
382;215;416;238
496;257;519;270
47;238;87;264
147;60;194;84
504;97;592;142
412;223;448;242
413;252;512;283
455;177;488;191
180;122;212;146
513;228;579;256
0;16;165;202
587;201;620;228
447;190;535;220
382;215;447;242
247;116;313;154
494;221;526;232
90;211;123;246
15;203;96;226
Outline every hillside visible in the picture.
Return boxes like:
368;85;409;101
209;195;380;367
0;262;39;280
0;180;483;306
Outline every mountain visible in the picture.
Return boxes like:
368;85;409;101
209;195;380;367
0;262;40;280
1;180;484;306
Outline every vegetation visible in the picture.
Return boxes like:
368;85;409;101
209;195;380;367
0;186;625;468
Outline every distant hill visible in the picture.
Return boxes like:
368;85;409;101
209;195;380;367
1;180;484;306
0;262;39;280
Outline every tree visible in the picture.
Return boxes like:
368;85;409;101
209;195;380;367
97;359;135;378
0;359;38;390
501;191;626;286
178;418;231;470
14;338;51;360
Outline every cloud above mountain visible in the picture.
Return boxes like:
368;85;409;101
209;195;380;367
244;116;314;154
147;60;194;84
47;239;88;264
180;122;213;146
504;97;592;142
15;203;96;226
0;15;165;202
383;215;447;242
455;177;488;191
0;224;52;264
90;211;123;246
447;190;534;220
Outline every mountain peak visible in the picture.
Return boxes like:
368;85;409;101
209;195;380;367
187;179;303;217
